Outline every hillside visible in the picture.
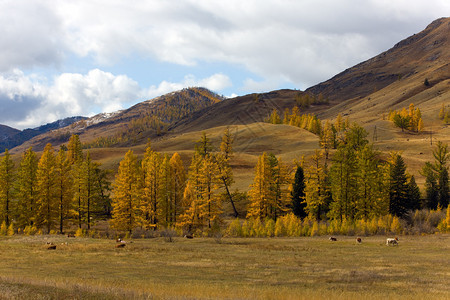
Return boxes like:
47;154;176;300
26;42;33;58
0;116;85;153
11;87;223;153
0;124;20;143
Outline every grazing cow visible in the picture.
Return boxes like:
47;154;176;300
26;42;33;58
386;237;399;246
329;237;337;241
356;237;362;244
115;243;126;248
184;234;194;239
47;245;57;250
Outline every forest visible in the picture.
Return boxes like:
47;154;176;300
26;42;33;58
0;116;449;238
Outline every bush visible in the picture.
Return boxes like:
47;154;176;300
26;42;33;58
226;219;242;237
265;219;276;237
0;222;7;235
160;228;178;242
23;226;38;236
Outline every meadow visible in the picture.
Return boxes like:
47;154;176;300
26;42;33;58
0;234;449;299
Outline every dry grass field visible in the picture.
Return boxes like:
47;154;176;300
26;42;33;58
0;234;449;299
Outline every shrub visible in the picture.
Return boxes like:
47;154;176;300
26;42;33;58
265;219;276;237
75;227;85;237
23;226;38;236
274;218;285;237
226;219;242;237
0;222;7;235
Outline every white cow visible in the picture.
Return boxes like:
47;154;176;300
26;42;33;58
386;237;399;246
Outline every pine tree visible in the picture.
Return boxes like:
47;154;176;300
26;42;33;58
111;150;140;233
335;113;343;132
304;150;329;220
247;153;273;219
68;134;85;228
55;146;73;233
268;109;281;124
36;144;57;233
80;151;99;230
159;154;173;227
218;127;238;217
92;166;112;219
169;152;185;223
291;165;306;218
67;134;83;165
433;141;449;208
320;120;335;159
422;141;449;209
179;153;221;231
267;154;290;220
195;132;213;157
355;144;386;220
407;175;421;211
439;103;445;120
198;154;222;229
388;153;409;217
15;148;38;228
0;149;15;226
393;113;411;132
141;145;161;228
422;162;439;209
329;141;358;220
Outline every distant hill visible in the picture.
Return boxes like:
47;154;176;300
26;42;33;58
0;124;20;143
11;87;224;152
0;116;86;153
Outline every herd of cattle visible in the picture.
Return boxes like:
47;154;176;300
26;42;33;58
329;236;400;246
43;234;401;250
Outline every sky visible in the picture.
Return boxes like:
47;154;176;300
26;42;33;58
0;0;449;129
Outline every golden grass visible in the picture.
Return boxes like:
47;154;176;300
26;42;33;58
0;234;449;299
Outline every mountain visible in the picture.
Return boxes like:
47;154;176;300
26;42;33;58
11;87;223;153
0;124;20;142
306;17;450;102
0;116;86;153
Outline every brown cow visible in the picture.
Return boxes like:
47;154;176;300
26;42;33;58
356;237;362;244
115;243;126;248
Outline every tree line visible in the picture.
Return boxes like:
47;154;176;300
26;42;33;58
0;135;110;234
110;129;236;235
0;123;448;236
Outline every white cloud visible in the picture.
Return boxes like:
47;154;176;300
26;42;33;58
47;0;450;88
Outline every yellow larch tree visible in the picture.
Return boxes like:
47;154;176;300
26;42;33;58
0;149;15;227
169;152;185;223
36;144;57;233
141;144;161;229
55;146;73;233
218;127;238;217
15;147;38;229
247;152;272;220
111;150;141;233
158;154;174;227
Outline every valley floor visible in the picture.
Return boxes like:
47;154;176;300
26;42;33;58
0;234;449;299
